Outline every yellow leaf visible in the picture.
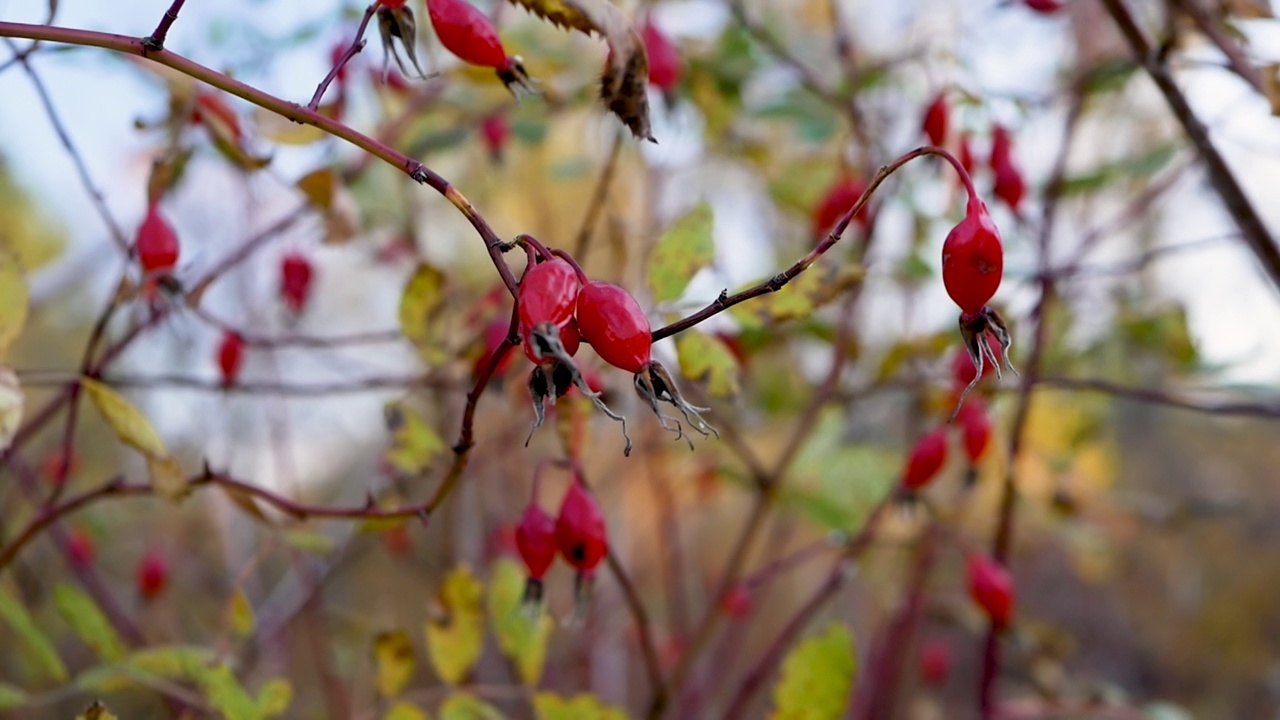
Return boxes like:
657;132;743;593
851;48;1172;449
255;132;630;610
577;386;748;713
374;630;416;698
424;565;485;685
0;367;23;453
230;589;256;638
398;264;448;365
257;678;293;717
282;528;336;555
296;168;336;210
253;104;340;145
648;202;715;303
75;701;118;720
82;379;168;458
769;622;857;720
438;693;504;720
487;558;552;686
385;701;431;720
147;454;189;503
532;692;627;720
384;401;445;475
54;584;125;662
0;586;69;683
675;331;740;397
0;245;29;359
730;263;864;329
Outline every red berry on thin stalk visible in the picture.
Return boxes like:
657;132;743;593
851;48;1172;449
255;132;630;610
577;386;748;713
992;159;1027;215
956;397;992;463
67;529;95;568
217;331;244;386
811;177;872;239
516;503;558;603
919;639;953;686
519;259;582;363
280;252;315;315
480;114;510;162
425;0;532;93
643;21;681;93
922;93;949;147
137;550;169;601
941;197;1004;315
136;204;180;276
958;134;976;176
902;426;948;490
555;481;608;575
967;552;1014;628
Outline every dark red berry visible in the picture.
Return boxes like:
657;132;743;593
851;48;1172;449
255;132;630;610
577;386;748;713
720;583;751;618
1024;0;1066;13
137;550;169;601
941;197;1004;314
67;529;94;568
956;398;992;463
519;260;582;336
643;21;681;93
967;553;1014;628
990;125;1013;168
902;426;948;490
811;177;872;239
137;204;180;276
280;252;315;315
516;503;557;580
958;134;976;176
480;114;510;161
425;0;531;92
555;481;607;575
575;281;652;374
217;331;244;386
919;639;952;686
992;158;1026;215
922;93;949;147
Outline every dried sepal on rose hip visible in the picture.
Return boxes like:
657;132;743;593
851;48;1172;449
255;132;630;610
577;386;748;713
574;281;718;447
425;0;534;96
515;501;557;605
376;0;428;82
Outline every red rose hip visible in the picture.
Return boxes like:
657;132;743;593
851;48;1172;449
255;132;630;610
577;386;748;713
942;197;1004;315
136;204;180;276
967;552;1014;628
902;426;948;490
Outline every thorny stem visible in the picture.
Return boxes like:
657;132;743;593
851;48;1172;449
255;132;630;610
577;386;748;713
308;2;381;110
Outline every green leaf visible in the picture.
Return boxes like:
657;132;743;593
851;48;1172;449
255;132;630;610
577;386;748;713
229;588;256;638
54;583;125;662
438;693;504;720
729;263;864;329
257;678;293;717
384;701;431;720
0;683;28;711
198;663;262;720
648;202;715;303
533;692;628;720
0;586;68;682
0;245;28;360
123;644;216;678
374;629;416;698
399;263;448;365
1060;144;1178;196
675;330;740;397
785;410;898;531
82;378;167;458
424;564;485;685
486;558;552;686
769;622;857;720
383;401;445;475
282;528;336;556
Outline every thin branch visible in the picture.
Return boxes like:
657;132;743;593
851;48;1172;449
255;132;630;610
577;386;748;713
101;373;454;395
573;130;625;262
308;2;380;110
142;0;188;51
1032;376;1280;418
605;551;665;705
1169;0;1264;93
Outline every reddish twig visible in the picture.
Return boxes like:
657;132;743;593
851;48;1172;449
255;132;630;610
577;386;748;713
605;551;666;705
142;0;188;51
308;2;380;110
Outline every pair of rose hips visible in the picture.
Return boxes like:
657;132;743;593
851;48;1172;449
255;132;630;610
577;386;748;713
515;477;607;606
900;396;994;493
516;253;716;455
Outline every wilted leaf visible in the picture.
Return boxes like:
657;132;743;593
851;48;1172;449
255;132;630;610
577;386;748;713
75;701;117;720
730;263;864;329
0;367;22;453
147;454;189;502
0;683;27;711
54;584;125;662
399;263;448;365
532;692;627;720
424;565;485;685
296;168;336;210
438;693;504;720
197;663;261;720
282;528;336;555
487;558;552;686
0;245;29;359
374;630;416;698
220;483;276;524
385;702;431;720
257;678;293;717
675;330;740;397
230;588;256;638
204;109;271;171
82;379;167;458
384;401;445;475
0;587;68;682
147;146;195;205
769;622;856;720
648;202;715;303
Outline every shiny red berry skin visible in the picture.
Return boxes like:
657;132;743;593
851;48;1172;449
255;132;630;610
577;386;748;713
992;159;1026;215
555;482;608;574
643;21;681;92
956;398;992;462
941;198;1004;314
902;426;948;490
67;529;95;568
136;204;179;275
217;331;244;386
811;177;872;238
919;639;952;686
480;114;510;159
516;503;557;580
519;259;582;331
1024;0;1066;13
280;252;314;315
137;550;169;601
967;553;1014;628
575;281;652;374
922;93;949;147
426;0;509;69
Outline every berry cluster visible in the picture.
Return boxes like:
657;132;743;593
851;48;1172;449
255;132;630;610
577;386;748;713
506;236;716;456
515;467;608;611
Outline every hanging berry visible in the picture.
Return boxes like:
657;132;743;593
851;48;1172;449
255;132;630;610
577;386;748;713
902;426;949;491
942;197;1003;315
958;133;976;176
425;0;532;94
217;331;245;386
1023;0;1066;13
479;114;510;164
556;479;608;611
137;550;169;601
642;21;681;95
280;252;315;316
956;397;992;463
516;502;557;603
919;639;953;686
967;552;1014;628
136;204;180;277
922;92;949;147
575;280;718;444
989;125;1026;214
811;176;873;239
